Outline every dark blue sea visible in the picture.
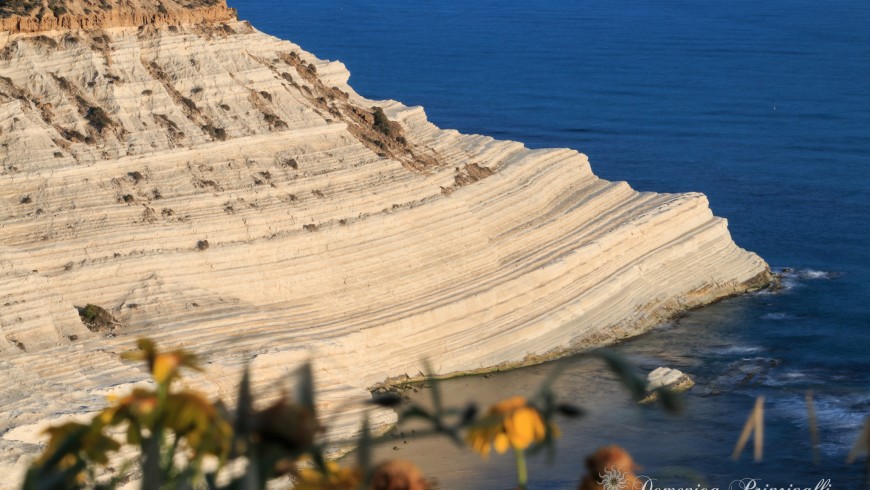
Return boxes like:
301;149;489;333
233;1;870;488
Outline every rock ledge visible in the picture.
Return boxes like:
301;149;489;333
0;0;235;33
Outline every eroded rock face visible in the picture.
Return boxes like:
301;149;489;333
0;12;770;484
0;0;235;33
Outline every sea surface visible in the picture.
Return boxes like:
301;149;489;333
233;1;870;488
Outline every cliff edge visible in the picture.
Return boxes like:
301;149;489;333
0;0;235;32
0;5;770;486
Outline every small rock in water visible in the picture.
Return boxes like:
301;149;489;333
646;367;690;390
641;367;695;404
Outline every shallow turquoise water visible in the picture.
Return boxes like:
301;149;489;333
233;1;870;487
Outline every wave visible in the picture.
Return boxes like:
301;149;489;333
774;267;840;279
761;312;793;320
753;362;852;388
780;267;841;280
774;391;870;455
705;357;783;391
789;268;841;280
708;345;765;356
758;369;812;387
762;267;842;294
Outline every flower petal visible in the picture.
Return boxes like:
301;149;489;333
153;353;181;384
494;432;511;454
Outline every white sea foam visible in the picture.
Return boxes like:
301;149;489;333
775;391;870;455
710;345;764;355
797;269;838;280
761;312;792;320
766;267;841;295
760;369;809;386
777;267;841;281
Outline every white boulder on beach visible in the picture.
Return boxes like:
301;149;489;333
646;367;696;392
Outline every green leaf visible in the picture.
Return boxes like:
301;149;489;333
459;403;478;426
295;362;315;414
398;405;433;422
369;393;403;408
421;361;444;420
594;350;646;401
240;448;261;490
233;365;253;456
357;415;372;485
309;445;329;474
126;422;142;446
556;403;585;418
141;428;163;490
656;387;684;414
532;359;569;402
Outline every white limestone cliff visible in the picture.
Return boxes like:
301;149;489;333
0;14;770;486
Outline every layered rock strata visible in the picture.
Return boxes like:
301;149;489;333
0;0;235;33
0;14;770;485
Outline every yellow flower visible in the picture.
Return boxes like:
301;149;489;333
152;352;182;384
466;396;556;458
99;388;160;428
293;461;361;490
163;390;233;459
121;338;201;386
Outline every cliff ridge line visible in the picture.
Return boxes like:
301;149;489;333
0;0;235;32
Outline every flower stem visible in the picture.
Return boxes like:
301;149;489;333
514;447;528;489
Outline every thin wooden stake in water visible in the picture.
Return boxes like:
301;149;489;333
806;391;820;465
847;417;870;464
732;396;765;462
847;417;870;490
754;397;764;461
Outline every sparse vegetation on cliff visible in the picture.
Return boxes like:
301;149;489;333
83;104;112;132
202;123;227;141
372;107;395;138
1;0;235;33
1;0;225;18
75;303;117;332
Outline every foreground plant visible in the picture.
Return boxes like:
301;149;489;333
361;351;678;490
22;338;326;489
21;338;683;490
293;461;362;490
466;396;558;488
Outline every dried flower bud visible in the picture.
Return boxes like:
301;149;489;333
371;460;428;490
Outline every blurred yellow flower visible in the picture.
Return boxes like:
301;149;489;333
153;352;182;384
466;396;556;458
99;388;160;428
98;386;231;459
371;459;429;490
121;338;201;385
164;390;233;458
294;461;361;490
